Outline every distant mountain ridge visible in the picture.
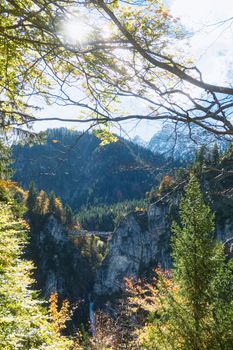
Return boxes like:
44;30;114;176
148;123;229;161
13;128;166;210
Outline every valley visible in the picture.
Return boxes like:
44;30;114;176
9;128;233;343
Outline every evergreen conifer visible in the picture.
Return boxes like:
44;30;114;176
139;175;233;350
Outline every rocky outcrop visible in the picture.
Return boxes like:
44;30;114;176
31;198;233;300
34;215;68;297
94;200;174;296
32;215;95;300
216;219;233;241
94;194;233;297
224;237;233;259
39;214;67;243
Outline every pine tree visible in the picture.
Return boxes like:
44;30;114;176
195;145;206;168
48;191;64;221
53;197;64;221
211;143;220;166
27;181;38;212
171;175;220;349
48;191;57;214
0;140;13;180
64;205;73;227
136;175;233;350
33;190;49;215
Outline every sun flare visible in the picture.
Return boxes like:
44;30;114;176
62;17;92;44
62;15;114;46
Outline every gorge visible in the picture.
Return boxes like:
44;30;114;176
9;127;233;334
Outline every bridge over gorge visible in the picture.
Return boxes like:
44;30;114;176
69;229;112;243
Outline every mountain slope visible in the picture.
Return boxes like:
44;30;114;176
13;128;166;210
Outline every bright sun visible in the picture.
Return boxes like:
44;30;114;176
62;17;93;45
62;15;113;45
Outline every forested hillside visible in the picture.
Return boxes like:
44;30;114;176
13;128;166;210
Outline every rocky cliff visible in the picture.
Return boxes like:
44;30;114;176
36;215;68;297
31;214;96;301
94;198;175;296
30;190;233;300
94;194;233;296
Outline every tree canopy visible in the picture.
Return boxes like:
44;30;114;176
0;0;233;138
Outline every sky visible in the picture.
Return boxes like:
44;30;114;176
33;0;233;142
170;0;233;84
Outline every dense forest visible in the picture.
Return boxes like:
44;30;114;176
13;128;167;210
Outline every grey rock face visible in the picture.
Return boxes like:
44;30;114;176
224;237;233;259
34;214;93;300
216;219;233;241
33;203;233;300
39;214;67;244
94;201;173;296
44;270;66;298
35;215;68;297
94;195;233;297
